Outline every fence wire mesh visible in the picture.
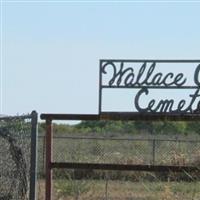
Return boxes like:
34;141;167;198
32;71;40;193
37;131;200;200
51;136;200;166
0;114;36;200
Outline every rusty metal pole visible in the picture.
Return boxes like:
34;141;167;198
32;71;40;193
45;119;52;200
30;111;38;200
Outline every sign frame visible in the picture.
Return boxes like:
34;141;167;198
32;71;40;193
99;59;200;120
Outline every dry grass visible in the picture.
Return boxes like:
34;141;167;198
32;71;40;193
37;179;200;200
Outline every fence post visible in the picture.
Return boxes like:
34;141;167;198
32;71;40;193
30;111;38;200
152;139;156;165
43;135;46;176
45;119;53;200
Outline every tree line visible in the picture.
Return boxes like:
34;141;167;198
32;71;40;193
38;120;200;135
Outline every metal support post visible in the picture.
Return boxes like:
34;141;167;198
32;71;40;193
45;119;53;200
152;139;156;165
30;111;38;200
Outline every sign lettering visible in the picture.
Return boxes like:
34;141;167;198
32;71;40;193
100;60;200;114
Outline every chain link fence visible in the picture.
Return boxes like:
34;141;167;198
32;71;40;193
51;136;200;166
0;112;37;200
37;133;200;200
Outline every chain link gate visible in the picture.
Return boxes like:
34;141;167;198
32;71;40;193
40;114;200;200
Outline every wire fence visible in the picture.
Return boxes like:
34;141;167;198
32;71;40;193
0;112;37;200
38;135;200;169
37;134;200;200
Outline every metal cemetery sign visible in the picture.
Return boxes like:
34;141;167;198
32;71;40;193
99;60;200;115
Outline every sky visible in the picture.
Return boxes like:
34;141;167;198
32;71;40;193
1;1;200;117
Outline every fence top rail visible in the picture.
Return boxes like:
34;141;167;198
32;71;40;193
0;114;32;120
0;111;37;121
40;114;99;121
40;112;200;121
